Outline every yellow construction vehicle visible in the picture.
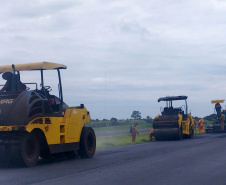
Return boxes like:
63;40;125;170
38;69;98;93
206;99;226;133
152;96;194;140
0;62;96;166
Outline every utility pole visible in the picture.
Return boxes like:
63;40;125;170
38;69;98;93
105;73;106;119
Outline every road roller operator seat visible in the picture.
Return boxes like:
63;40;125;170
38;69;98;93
162;107;181;115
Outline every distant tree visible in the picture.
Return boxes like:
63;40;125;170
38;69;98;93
203;114;216;121
131;111;141;120
144;115;153;123
110;117;118;122
110;117;118;126
193;116;199;121
146;116;151;120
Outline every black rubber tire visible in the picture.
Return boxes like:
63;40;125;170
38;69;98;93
0;145;6;164
20;133;40;167
0;143;23;167
39;135;51;159
0;145;10;166
79;127;96;158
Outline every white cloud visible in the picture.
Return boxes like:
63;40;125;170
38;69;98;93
0;0;226;119
92;77;105;83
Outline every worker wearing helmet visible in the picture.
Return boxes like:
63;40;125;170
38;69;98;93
149;128;155;141
198;118;204;134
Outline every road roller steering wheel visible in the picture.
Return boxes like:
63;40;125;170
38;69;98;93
44;86;52;92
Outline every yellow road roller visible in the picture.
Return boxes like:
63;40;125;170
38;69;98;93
152;96;194;140
0;62;96;166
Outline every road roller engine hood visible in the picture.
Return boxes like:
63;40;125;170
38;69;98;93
0;91;68;126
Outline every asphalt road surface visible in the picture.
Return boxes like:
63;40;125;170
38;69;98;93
1;133;226;185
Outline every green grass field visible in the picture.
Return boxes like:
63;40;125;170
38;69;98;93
93;122;151;133
96;127;206;149
94;120;212;149
96;133;150;149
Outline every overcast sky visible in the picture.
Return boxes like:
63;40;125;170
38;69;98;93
0;0;226;119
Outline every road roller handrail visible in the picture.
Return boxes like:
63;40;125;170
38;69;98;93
158;95;188;116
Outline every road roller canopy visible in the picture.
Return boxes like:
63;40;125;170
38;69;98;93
211;99;225;104
158;96;188;115
0;62;67;73
0;62;67;106
158;96;188;102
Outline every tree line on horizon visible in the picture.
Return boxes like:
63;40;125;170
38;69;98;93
91;110;152;122
91;110;216;124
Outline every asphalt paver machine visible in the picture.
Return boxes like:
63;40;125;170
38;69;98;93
206;99;226;133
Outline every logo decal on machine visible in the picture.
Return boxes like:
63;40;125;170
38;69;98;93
0;99;14;104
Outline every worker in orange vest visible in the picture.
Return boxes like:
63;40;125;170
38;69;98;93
198;118;204;134
131;123;138;142
149;128;155;141
220;113;225;131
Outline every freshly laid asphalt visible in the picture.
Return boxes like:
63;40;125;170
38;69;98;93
1;133;226;185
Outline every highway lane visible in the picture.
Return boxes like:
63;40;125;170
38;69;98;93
0;133;226;185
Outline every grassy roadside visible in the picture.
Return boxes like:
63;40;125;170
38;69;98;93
93;121;213;133
93;122;151;133
96;133;150;149
194;128;207;134
96;128;206;149
94;120;212;149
